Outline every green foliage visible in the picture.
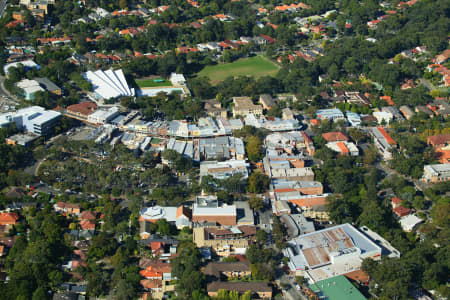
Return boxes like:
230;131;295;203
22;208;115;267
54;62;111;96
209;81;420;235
247;172;269;194
245;136;263;162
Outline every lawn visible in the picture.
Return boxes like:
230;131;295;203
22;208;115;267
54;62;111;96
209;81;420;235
196;56;280;84
135;78;173;88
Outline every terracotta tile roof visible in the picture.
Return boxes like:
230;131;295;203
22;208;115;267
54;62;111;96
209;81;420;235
140;279;162;289
393;206;411;217
176;206;191;218
380;95;395;106
377;127;396;145
427;134;450;147
56;201;81;210
80;220;95;230
81;211;97;220
391;197;402;205
67;102;97;115
0;213;19;224
140;262;172;279
344;269;370;283
336;141;349;154
322;132;349;142
289;195;327;207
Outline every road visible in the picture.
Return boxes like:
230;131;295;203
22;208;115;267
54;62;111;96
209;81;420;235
276;273;308;300
0;0;6;18
419;78;435;90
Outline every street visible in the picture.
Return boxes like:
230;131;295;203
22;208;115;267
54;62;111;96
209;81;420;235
0;0;7;18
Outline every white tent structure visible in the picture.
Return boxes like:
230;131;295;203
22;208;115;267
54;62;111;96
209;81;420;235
83;69;134;100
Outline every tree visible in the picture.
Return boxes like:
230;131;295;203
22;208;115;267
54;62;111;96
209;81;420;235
32;287;48;300
248;195;264;211
245;136;263;162
119;0;128;10
247;172;269;194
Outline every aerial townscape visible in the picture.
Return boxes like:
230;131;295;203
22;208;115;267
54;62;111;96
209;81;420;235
0;0;448;299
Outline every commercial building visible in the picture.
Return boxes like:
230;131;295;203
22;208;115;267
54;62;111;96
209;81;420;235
263;156;314;181
0;106;61;136
200;160;249;180
83;69;134;100
87;106;120;125
368;127;397;160
265;131;315;156
244;114;300;131
346;111;361;126
5;132;39;147
35;77;61;95
192;196;237;226
16;79;44;100
66;102;98;120
422;164;450;183
232;97;263;118
283;223;382;281
199;136;245;160
271;179;323;195
204;261;251;281
280;213;315;238
309;275;366;300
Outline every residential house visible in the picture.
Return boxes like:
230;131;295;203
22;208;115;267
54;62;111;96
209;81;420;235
0;212;19;226
316;108;345;121
368;127;397;160
54;202;81;215
322;132;349;142
399;105;415;120
427;134;450;163
282;108;295;120
204;261;251;281
140;261;173;281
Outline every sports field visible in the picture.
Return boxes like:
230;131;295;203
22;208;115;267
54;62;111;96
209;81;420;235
196;56;280;84
135;78;173;88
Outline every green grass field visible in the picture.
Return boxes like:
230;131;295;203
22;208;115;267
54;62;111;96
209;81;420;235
197;56;280;84
135;78;173;88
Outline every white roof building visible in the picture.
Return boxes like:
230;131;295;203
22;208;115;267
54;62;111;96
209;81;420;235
284;223;382;281
83;69;134;100
0;106;61;135
4;60;39;75
169;73;186;85
399;215;423;232
87;106;120;125
373;111;393;124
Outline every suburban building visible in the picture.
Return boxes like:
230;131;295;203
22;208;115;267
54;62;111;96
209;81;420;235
326;141;359;156
422;164;450;182
193;225;256;256
204;261;251;281
309;275;366;300
3;60;40;77
373;111;393;124
87;106;120;125
427;134;450;163
399;105;415;120
16;79;45;100
199;160;249;180
322;132;349;142
280;213;315;238
282;107;295;120
0;212;19;226
192;196;237;226
140;205;191;236
399;214;423;232
316;108;345;121
207;282;272;298
283;223;382;281
263;156;314;181
271;179;323;195
66;102;98;120
259;94;275;109
0;106;61;136
265;131;315;156
232;97;263;117
199;136;245;160
54;202;81;215
368;127;397;160
140;261;173;281
35;77;61;95
204;99;227;118
244;114;300;131
5;132;39;147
